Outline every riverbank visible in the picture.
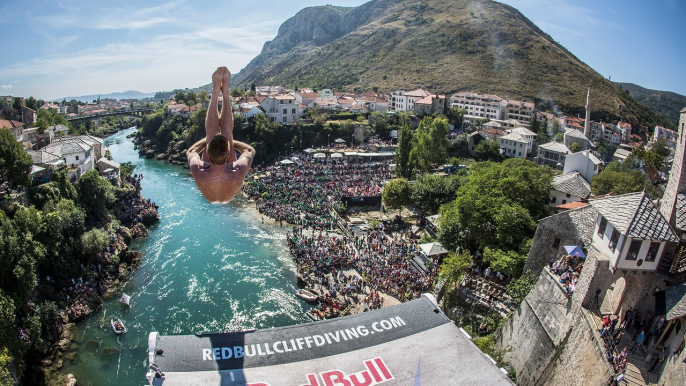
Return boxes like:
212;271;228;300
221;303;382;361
35;175;159;385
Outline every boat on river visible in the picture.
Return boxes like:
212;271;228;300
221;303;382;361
296;289;319;303
111;317;127;334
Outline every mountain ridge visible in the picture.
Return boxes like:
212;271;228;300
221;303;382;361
53;90;155;102
232;0;671;128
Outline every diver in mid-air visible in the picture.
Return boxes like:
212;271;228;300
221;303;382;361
187;67;255;203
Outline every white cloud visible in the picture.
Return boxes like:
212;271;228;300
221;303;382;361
2;85;12;89
97;17;172;30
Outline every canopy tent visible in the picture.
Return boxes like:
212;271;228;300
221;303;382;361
419;242;448;257
344;152;359;156
564;245;586;258
330;153;343;158
334;138;346;143
279;159;295;165
30;165;46;174
313;153;326;159
303;148;317;154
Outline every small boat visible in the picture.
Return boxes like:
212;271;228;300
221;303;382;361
296;289;319;303
111;317;127;335
307;309;326;321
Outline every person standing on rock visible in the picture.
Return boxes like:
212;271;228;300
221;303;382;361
187;67;255;203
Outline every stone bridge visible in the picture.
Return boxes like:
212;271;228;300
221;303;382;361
67;108;155;122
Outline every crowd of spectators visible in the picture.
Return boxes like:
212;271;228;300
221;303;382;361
245;153;392;230
548;254;584;297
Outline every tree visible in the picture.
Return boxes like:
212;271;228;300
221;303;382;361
548;118;561;136
447;107;466;130
475;140;502;161
483;247;527;276
568;142;582;153
0;346;14;386
394;124;414;179
438;159;552;253
591;161;646;196
12;97;21;111
76;170;116;223
79;228;109;260
439;251;472;291
0;129;32;187
382;178;411;214
409;116;450;172
35;108;69;131
25;96;37;111
410;173;461;214
506;270;537;303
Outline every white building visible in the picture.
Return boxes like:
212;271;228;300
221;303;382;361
258;94;305;123
294;91;321;107
537;142;570;169
389;89;431;112
40;135;104;180
550;172;591;207
500;132;529;159
591;191;678;272
617;121;632;144
449;92;504;120
563;150;602;183
506;127;537;154
504;100;534;122
653;125;677;147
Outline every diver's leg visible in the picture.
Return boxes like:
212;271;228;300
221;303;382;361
203;67;223;162
219;69;236;162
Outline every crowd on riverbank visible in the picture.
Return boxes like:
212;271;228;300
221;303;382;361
244;152;393;230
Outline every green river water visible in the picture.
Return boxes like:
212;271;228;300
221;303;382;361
57;128;309;385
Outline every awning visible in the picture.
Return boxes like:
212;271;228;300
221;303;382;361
30;165;45;174
313;153;326;159
330;153;343;158
564;246;586;258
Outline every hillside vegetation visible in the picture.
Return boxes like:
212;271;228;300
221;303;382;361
615;82;686;126
232;0;670;128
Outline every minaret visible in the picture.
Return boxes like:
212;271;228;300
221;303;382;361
584;87;591;138
660;107;686;227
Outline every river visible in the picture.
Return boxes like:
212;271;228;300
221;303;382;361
57;127;309;385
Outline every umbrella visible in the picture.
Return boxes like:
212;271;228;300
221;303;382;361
313;153;326;159
334;138;346;143
330;153;343;158
279;159;295;165
303;148;316;154
564;245;586;258
291;157;300;161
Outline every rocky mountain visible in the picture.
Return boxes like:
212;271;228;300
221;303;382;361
233;0;670;128
614;82;686;126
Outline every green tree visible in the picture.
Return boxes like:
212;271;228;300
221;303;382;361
382;178;411;214
76;170;116;223
475;140;502;161
25;96;37;111
35;108;69;131
447;106;466;130
410;173;461;215
119;162;136;179
0;346;14;386
79;228;109;260
0;129;32;187
0;290;17;354
483;247;527;276
438;251;471;291
548;119;561;136
410;116;449;172
394;123;413;179
568;142;582;153
591;161;646;196
0;212;38;306
506;270;537;303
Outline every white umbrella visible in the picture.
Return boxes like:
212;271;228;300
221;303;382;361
280;159;295;165
313;153;326;158
291;157;300;161
330;153;343;158
334;138;346;143
303;148;316;154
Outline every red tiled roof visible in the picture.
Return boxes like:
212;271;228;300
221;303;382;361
556;201;588;210
0;119;24;129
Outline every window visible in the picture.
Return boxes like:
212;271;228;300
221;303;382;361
283;109;287;114
552;238;561;249
75;155;79;160
292;109;296;114
562;200;567;204
627;240;642;260
551;196;557;204
646;242;660;262
283;117;287;122
609;229;620;252
566;193;571;198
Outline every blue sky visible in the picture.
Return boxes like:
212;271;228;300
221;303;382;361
0;0;684;100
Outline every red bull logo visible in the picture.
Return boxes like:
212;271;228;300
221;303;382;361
301;357;394;386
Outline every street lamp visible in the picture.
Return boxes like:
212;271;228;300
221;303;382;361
299;127;302;151
328;134;330;148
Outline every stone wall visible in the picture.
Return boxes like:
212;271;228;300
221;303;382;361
523;206;597;276
656;318;686;386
